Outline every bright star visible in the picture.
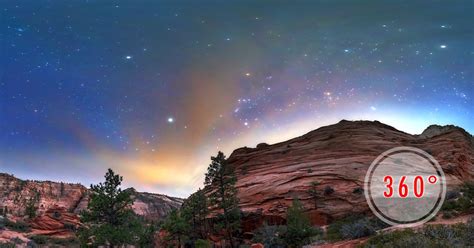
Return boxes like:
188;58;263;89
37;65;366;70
125;55;132;59
440;45;447;49
167;117;174;123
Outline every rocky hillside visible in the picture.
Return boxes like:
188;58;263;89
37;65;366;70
0;173;183;221
221;120;473;228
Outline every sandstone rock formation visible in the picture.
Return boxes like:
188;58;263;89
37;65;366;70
0;173;182;235
29;205;81;237
130;190;184;221
0;174;88;217
218;120;473;228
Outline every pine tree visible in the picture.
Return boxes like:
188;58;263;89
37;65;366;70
161;209;189;246
79;169;142;247
182;188;209;241
204;151;240;248
285;198;320;248
307;181;320;208
25;191;39;219
86;169;133;225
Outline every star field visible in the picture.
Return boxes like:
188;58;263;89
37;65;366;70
0;1;472;197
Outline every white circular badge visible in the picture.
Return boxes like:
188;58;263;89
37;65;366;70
364;146;446;226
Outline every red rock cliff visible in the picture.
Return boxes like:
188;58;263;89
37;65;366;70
0;174;182;221
221;120;473;227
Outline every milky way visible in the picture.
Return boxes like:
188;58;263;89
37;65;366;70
1;1;472;197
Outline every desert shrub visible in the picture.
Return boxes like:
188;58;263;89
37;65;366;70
323;186;334;195
442;199;458;211
364;230;431;248
352;187;363;194
10;237;23;245
441;181;474;217
442;210;455;219
63;222;76;231
340;218;377;239
466;218;474;245
50;237;79;246
29;235;79;246
252;224;287;248
30;235;48;245
241;165;249;175
326;216;387;241
195;239;212;248
422;224;464;246
4;219;30;232
0;243;16;248
446;190;460;200
0;217;5;230
364;219;474;247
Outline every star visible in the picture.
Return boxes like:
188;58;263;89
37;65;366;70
167;117;174;123
440;45;447;49
125;55;132;59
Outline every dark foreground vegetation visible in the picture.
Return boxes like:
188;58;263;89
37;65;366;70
364;219;474;248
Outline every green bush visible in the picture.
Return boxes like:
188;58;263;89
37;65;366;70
0;217;5;230
49;237;79;246
29;235;79;246
446;190;460;200
0;243;16;248
466;218;474;244
252;224;287;248
363;219;474;247
364;229;429;248
340;218;377;239
324;186;335;195
195;239;212;248
326;216;387;241
30;235;48;245
10;237;23;245
352;187;364;194
284;199;323;247
4;218;30;232
441;181;474;217
63;222;77;231
442;210;454;219
422;224;464;246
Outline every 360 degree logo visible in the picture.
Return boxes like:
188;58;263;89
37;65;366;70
364;147;446;226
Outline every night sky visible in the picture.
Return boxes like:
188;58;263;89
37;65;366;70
1;1;472;197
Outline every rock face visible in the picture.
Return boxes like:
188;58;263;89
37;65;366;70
0;174;88;217
29;205;81;237
130;190;184;221
0;174;182;224
222;120;473;228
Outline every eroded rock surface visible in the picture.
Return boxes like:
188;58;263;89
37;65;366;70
221;120;473;227
0;173;182;238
